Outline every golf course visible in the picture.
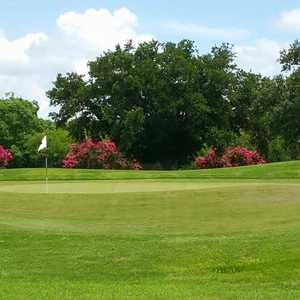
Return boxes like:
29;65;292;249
0;162;299;299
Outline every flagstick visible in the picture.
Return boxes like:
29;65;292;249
45;154;48;194
38;135;48;193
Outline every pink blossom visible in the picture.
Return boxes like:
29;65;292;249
0;145;13;168
195;146;266;169
62;139;142;170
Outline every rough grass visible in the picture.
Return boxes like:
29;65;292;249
0;162;300;299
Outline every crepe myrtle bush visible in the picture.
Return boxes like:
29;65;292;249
195;146;266;169
0;145;13;168
62;139;142;170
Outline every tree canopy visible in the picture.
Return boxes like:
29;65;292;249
1;39;300;168
48;40;242;166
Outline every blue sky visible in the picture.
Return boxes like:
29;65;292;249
1;1;300;116
1;1;300;43
1;1;299;40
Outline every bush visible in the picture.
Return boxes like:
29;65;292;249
10;145;24;168
195;146;266;169
62;139;142;170
267;137;291;162
221;146;266;167
25;128;73;167
195;149;219;169
207;128;238;153
235;130;255;150
0;145;13;167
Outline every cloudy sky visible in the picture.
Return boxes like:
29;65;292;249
1;0;300;116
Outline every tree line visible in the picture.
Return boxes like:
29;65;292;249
1;39;300;168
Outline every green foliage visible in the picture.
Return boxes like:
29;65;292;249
0;94;42;149
274;40;300;152
196;144;211;157
47;40;237;167
235;130;255;150
3;39;300;167
273;72;300;150
206;128;238;154
10;145;23;168
25;128;73;167
267;137;291;162
280;40;300;71
231;71;285;156
0;94;51;167
120;107;145;156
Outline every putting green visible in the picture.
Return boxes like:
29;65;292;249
0;179;298;194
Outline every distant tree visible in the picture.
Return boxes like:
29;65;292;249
0;94;48;167
229;71;286;157
47;40;238;167
46;39;300;166
0;93;42;148
24;128;73;167
273;41;300;156
280;40;300;71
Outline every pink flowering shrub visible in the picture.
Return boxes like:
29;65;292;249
62;139;142;170
221;146;266;167
195;146;266;169
131;159;143;170
195;149;219;169
0;145;13;168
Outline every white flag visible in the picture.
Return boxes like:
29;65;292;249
38;136;47;152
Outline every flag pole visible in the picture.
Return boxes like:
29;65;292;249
38;135;48;193
45;152;48;193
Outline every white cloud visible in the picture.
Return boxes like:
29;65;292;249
0;32;50;116
277;9;300;32
73;59;89;76
0;7;152;117
0;74;49;116
0;32;47;70
235;39;284;76
165;22;250;40
57;7;152;53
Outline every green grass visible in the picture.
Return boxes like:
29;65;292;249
0;160;300;181
0;162;300;299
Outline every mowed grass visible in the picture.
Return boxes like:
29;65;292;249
0;162;300;299
0;160;300;181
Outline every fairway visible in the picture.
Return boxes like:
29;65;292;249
0;163;300;299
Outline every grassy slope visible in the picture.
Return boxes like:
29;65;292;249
0;162;300;299
0;160;300;181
